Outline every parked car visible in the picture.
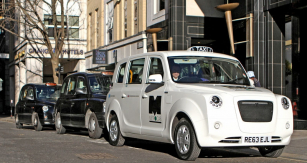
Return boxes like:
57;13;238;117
15;83;61;131
55;72;112;139
105;51;293;161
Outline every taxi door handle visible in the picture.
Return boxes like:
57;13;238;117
142;94;148;99
122;94;127;98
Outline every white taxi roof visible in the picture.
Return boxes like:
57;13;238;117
126;51;239;61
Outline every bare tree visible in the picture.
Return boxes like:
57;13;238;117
0;0;83;84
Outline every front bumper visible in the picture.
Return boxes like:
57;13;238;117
194;118;293;147
38;112;55;125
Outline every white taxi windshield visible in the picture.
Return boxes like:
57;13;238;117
168;56;250;85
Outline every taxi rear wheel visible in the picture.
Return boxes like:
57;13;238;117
55;112;66;134
109;115;125;146
88;113;102;139
15;114;23;129
33;113;42;131
174;118;201;161
258;146;285;158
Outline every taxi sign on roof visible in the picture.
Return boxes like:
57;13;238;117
101;71;113;76
187;46;213;52
45;82;57;86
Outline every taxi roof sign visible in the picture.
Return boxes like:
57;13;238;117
101;71;113;76
187;46;213;52
45;83;57;86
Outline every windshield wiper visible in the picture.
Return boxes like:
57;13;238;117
199;80;222;84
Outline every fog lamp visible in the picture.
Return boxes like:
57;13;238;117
286;122;290;129
214;122;221;129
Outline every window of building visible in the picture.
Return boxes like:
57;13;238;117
106;1;114;44
44;15;79;39
155;0;165;14
96;9;99;46
134;0;138;34
124;0;127;37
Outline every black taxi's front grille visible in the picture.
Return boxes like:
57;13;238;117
238;101;273;122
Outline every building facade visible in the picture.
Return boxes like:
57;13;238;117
85;0;147;72
8;0;88;107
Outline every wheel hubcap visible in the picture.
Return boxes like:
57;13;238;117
110;120;118;141
56;115;61;129
89;118;95;132
34;117;37;126
15;115;19;124
176;125;190;154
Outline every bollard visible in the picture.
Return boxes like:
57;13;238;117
10;106;12;119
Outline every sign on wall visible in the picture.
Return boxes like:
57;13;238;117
93;50;108;64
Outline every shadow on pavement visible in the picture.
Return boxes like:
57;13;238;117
122;138;262;159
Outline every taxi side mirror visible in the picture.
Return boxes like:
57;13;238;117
76;88;87;95
249;78;255;87
148;74;163;84
25;96;34;100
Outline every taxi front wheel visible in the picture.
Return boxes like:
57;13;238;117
258;146;285;158
55;112;66;134
174;118;201;161
88;113;102;139
15;114;23;129
32;113;42;131
109;115;125;146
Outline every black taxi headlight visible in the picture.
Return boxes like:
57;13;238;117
103;102;106;113
281;97;290;109
42;106;49;112
210;96;222;108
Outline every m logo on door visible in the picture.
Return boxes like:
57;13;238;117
149;96;161;123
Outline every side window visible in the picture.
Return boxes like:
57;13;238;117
61;78;69;94
147;57;164;82
67;77;76;95
27;87;34;99
127;58;145;84
20;86;27;101
77;76;86;89
116;62;126;83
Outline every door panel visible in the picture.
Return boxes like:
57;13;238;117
71;76;87;127
120;58;145;134
141;57;166;137
17;86;28;122
24;86;35;124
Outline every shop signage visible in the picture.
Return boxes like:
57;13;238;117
28;48;84;55
93;50;107;64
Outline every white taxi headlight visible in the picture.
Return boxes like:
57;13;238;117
286;122;290;129
42;106;48;112
103;102;106;113
281;97;290;109
210;96;222;108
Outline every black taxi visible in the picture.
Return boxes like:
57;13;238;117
55;71;112;139
15;83;61;131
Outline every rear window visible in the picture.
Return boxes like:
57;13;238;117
88;75;112;95
36;86;61;100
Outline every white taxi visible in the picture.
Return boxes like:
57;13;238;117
105;51;293;161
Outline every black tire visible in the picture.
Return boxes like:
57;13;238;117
258;146;285;158
32;113;42;131
88;113;103;139
15;114;23;129
109;115;125;146
55;112;66;134
174;118;201;161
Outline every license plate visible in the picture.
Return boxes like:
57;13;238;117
243;136;271;143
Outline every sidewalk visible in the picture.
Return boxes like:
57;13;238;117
0;115;15;123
